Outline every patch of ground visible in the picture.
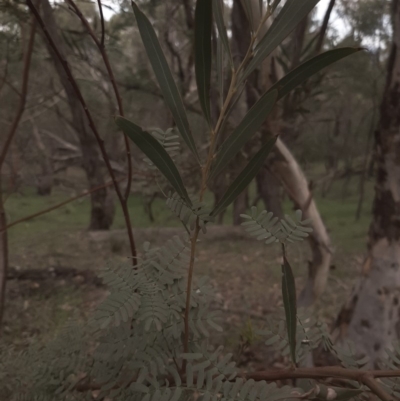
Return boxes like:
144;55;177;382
1;225;358;367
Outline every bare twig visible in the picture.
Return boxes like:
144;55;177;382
66;0;133;200
2;178;123;232
26;0;137;265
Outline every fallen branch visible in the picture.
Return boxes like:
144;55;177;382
74;366;400;401
248;367;398;401
7;266;103;286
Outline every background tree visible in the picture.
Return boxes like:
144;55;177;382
334;0;400;367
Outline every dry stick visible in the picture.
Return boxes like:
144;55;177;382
25;0;137;265
67;0;133;200
2;178;123;232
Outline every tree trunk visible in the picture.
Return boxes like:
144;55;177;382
256;166;283;218
271;139;332;307
31;121;54;196
40;0;114;230
334;0;400;366
245;0;333;304
233;189;249;226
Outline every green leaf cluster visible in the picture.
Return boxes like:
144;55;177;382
241;207;313;245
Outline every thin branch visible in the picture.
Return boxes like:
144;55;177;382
363;375;394;401
0;18;37;169
314;0;336;55
66;0;133;200
25;0;137;265
97;0;105;48
2;178;122;232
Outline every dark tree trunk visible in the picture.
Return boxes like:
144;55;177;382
40;0;114;230
256;167;283;218
36;176;53;196
334;0;400;366
233;189;249;226
32;122;54;196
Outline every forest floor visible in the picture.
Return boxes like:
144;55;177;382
1;174;374;369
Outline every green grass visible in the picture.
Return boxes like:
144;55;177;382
5;174;374;257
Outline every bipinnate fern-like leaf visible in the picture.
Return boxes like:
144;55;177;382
280;210;313;243
260;308;329;362
144;128;180;168
241;207;312;245
166;192;214;232
322;335;370;370
241;207;281;244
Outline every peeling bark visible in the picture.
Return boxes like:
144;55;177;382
335;0;400;365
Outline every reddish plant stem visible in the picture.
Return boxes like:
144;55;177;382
26;0;137;265
67;0;133;200
182;222;200;373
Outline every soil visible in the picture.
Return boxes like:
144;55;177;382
2;226;355;369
